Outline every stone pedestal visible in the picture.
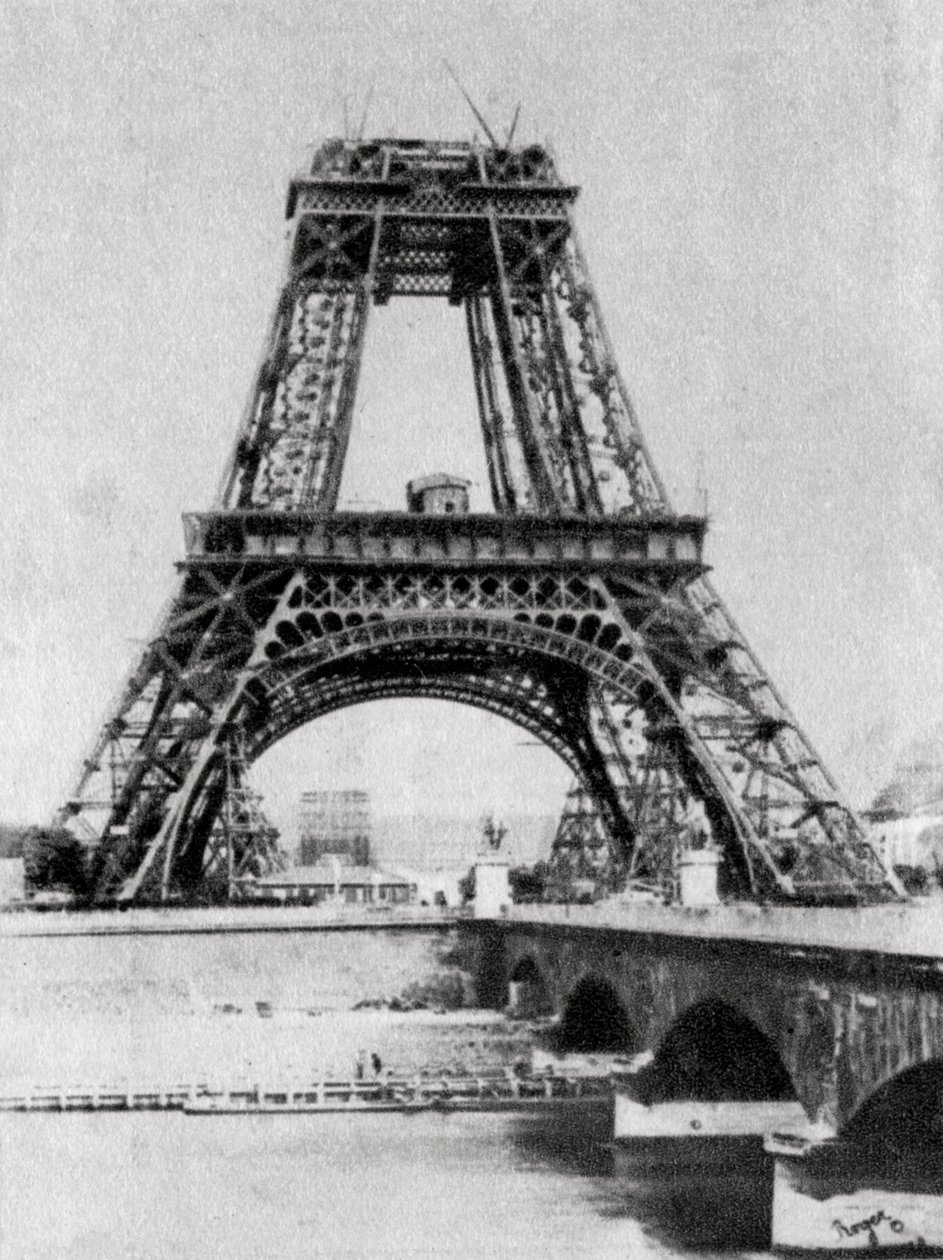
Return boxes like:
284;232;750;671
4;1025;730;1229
678;847;722;906
614;1094;807;1143
610;1062;804;1163
473;858;510;919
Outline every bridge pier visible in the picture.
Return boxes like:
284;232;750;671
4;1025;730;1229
610;1053;806;1144
610;1070;943;1254
614;1093;807;1145
609;1059;803;1220
765;1128;943;1254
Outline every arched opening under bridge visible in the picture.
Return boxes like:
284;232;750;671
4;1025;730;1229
507;957;554;1018
843;1060;943;1174
557;976;637;1054
645;1001;795;1104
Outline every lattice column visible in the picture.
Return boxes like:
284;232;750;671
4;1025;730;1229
202;734;287;901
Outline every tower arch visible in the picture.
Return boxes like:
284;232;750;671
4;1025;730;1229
557;974;639;1054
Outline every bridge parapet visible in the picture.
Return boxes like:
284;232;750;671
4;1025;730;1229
492;899;943;966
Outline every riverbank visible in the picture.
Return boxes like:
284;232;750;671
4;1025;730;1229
0;903;460;938
0;923;503;1090
0;1007;540;1093
1;923;473;1018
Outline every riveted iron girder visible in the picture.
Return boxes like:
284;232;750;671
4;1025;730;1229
59;136;899;906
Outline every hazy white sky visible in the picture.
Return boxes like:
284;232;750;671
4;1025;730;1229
1;0;941;836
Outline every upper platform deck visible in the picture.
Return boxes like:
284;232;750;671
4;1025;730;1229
286;136;578;221
181;510;707;576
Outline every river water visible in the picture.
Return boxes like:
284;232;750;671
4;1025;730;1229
0;926;775;1259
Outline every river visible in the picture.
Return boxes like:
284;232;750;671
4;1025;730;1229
0;925;775;1259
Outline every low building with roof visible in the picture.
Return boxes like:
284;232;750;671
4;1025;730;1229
239;857;416;907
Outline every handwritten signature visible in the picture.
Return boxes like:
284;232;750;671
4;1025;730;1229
832;1209;905;1245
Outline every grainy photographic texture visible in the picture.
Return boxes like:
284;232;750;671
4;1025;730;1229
1;3;942;1257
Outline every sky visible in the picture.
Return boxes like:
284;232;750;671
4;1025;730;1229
0;0;941;843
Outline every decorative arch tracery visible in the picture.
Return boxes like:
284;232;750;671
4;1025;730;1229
122;606;668;900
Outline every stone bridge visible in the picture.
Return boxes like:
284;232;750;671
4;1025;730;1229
468;901;943;1138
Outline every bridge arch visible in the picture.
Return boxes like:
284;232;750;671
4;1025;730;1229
843;1058;943;1154
557;974;639;1054
647;999;796;1103
507;956;554;1018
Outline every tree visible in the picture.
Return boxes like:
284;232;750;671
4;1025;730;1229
25;828;89;896
458;866;476;904
893;864;931;897
509;861;549;903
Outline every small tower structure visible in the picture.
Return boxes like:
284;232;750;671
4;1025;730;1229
406;474;471;515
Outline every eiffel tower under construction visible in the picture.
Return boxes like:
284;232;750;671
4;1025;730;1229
59;134;898;906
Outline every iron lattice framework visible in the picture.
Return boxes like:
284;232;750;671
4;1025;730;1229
548;781;619;899
207;734;288;899
60;136;897;905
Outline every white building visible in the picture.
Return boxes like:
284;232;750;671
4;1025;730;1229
0;857;25;905
865;724;943;876
868;815;943;872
